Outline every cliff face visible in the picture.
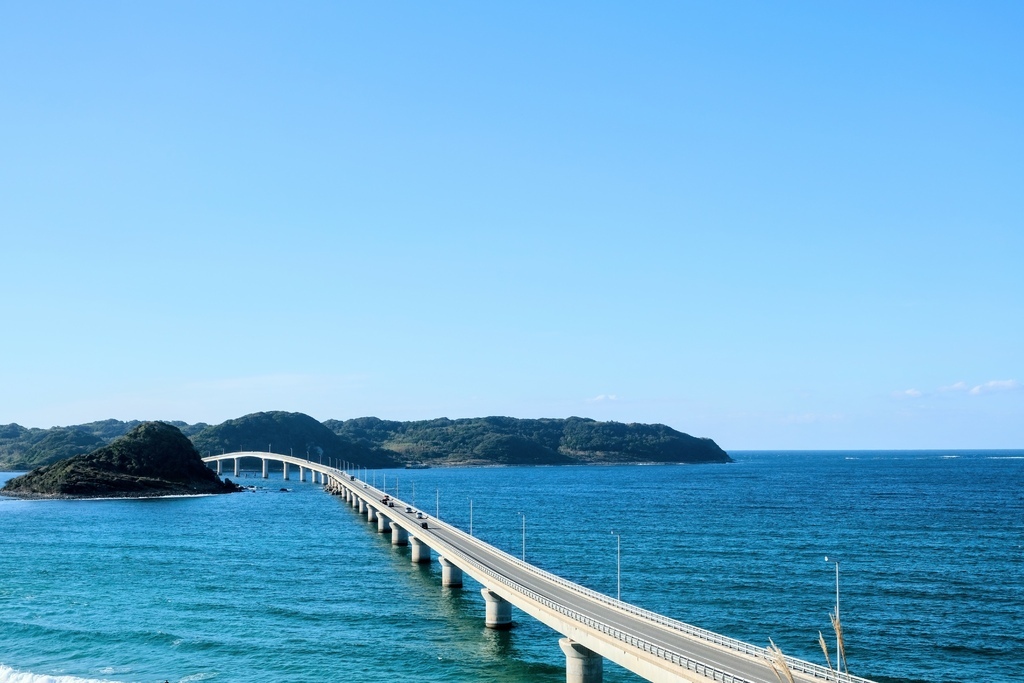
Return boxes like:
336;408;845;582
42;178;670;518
1;421;240;499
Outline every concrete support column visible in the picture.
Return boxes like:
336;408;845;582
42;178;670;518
283;462;289;481
216;459;222;475
358;498;366;514
391;524;409;546
367;506;378;522
410;537;431;563
377;513;391;533
559;639;603;683
439;557;463;587
233;458;240;477
299;466;305;482
481;588;513;629
261;458;268;479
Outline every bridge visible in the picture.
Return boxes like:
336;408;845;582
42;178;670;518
204;452;875;683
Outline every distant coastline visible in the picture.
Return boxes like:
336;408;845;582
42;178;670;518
2;411;732;472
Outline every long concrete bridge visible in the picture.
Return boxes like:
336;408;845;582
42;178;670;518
203;451;875;683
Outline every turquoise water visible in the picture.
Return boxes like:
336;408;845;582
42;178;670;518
1;451;1022;683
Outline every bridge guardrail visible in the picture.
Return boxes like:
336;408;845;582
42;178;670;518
436;532;755;683
216;457;868;683
429;503;870;683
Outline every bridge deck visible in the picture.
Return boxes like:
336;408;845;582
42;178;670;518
203;453;873;683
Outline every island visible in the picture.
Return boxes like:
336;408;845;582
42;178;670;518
1;421;242;499
1;412;732;472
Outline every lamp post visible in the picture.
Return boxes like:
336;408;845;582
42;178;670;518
469;498;473;536
611;531;621;600
517;512;526;561
825;556;843;673
436;488;440;519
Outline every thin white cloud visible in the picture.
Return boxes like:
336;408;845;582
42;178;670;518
586;394;618;403
895;389;923;399
939;381;969;392
969;379;1021;395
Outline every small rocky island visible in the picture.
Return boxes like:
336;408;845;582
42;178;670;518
1;421;241;499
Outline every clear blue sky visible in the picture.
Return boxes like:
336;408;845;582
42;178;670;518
1;2;1021;450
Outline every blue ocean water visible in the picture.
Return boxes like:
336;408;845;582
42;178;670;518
1;451;1022;683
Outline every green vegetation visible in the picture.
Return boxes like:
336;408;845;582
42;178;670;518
0;425;107;471
1;422;240;498
191;411;398;469
1;412;730;472
0;419;207;470
324;415;732;465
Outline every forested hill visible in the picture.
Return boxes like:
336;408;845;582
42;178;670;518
0;419;207;471
190;411;398;469
1;412;730;470
323;416;732;465
2;422;239;499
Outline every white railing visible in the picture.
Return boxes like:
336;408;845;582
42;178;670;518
424;503;873;683
255;464;871;683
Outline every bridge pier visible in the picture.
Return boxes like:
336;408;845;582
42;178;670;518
559;638;603;683
439;557;462;587
392;525;409;546
410;537;431;563
299;466;305;482
481;588;512;629
216;459;222;475
367;506;377;522
377;513;391;533
261;458;268;479
233;458;240;477
283;462;289;481
358;498;366;514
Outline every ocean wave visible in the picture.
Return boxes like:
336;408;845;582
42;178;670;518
0;664;122;683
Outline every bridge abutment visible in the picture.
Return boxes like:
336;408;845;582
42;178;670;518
559;638;603;683
439;557;462;587
410;537;431;563
481;588;513;629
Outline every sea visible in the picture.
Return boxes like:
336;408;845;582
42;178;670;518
1;451;1022;683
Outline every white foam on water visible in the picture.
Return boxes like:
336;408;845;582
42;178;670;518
0;665;121;683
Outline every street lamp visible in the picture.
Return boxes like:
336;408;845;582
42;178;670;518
517;512;526;561
825;556;845;674
611;531;621;600
469;498;473;536
436;487;440;519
